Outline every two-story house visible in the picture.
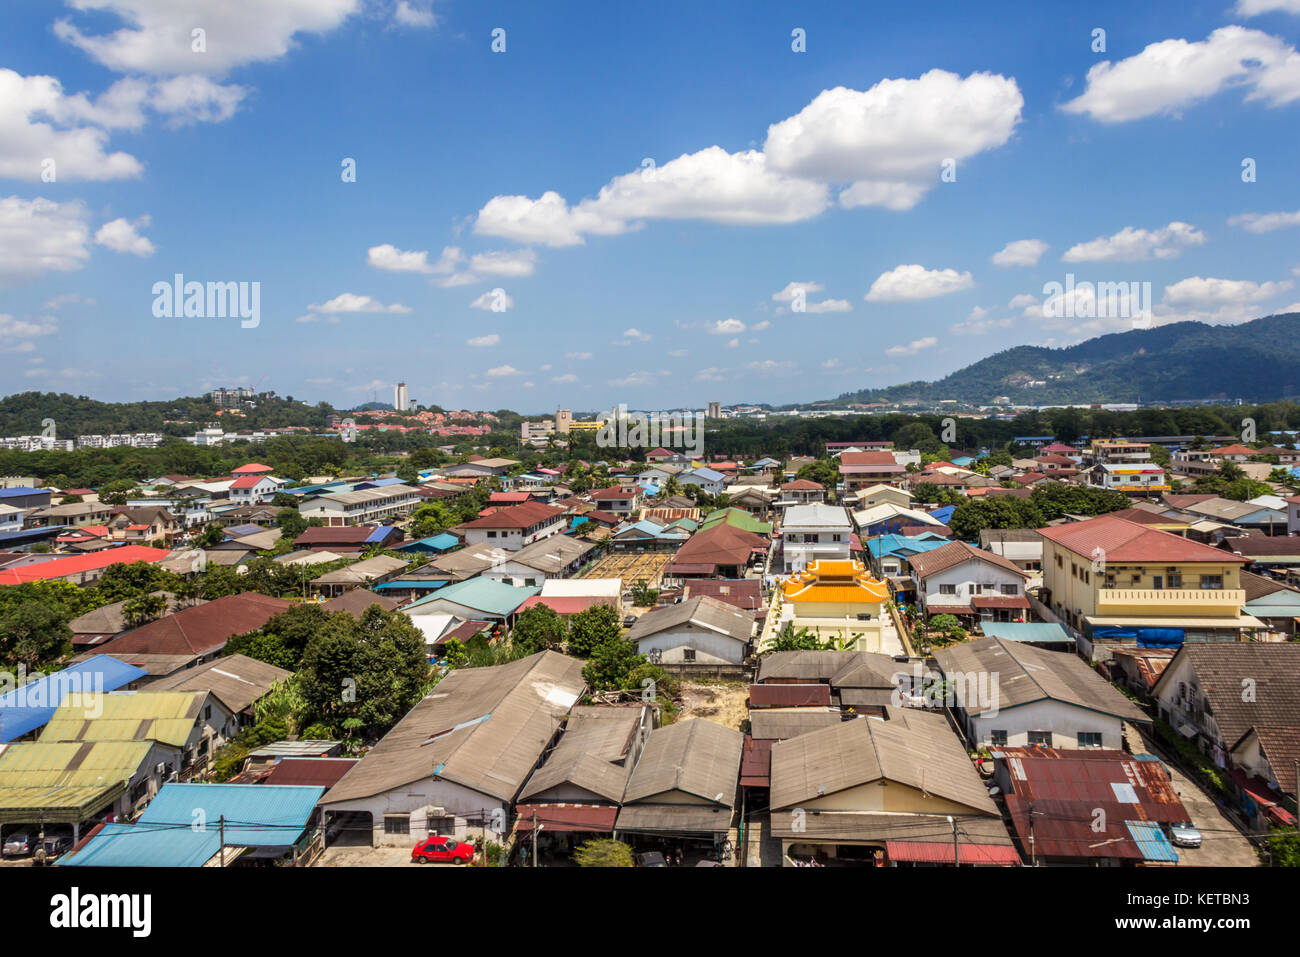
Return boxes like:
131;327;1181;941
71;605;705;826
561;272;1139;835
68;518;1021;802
459;501;568;551
1037;514;1258;652
907;541;1029;626
779;504;852;573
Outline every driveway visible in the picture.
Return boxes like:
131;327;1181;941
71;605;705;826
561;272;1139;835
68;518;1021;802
317;844;438;867
1128;725;1260;867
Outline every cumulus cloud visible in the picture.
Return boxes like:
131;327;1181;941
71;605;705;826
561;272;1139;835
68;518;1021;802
94;215;155;256
550;373;578;383
1061;222;1206;262
469;289;514;311
54;0;360;75
472;70;1022;245
393;1;438;28
865;264;975;302
367;243;437;273
707;318;746;335
485;364;521;377
763;70;1023;211
466;333;500;347
0;196;91;284
309;293;411;314
1061;26;1300;123
884;336;938;357
1229;209;1300;233
771;280;852;313
1162;276;1293;305
992;238;1048;267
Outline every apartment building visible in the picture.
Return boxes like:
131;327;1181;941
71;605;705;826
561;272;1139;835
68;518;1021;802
1086;462;1170;493
299;485;421;526
459;501;568;550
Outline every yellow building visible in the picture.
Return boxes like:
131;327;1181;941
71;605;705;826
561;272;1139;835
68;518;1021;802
779;559;890;651
1038;515;1260;645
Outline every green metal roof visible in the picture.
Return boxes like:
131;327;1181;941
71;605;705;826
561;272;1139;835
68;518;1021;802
978;621;1075;644
406;576;539;616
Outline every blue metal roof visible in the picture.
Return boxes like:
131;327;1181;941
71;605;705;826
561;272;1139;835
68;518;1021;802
979;622;1075;645
224;524;264;538
364;525;398;544
372;579;446;591
0;656;147;742
396;532;459;552
1124;821;1179;863
867;534;949;559
929;505;956;524
60;783;325;867
0;486;45;498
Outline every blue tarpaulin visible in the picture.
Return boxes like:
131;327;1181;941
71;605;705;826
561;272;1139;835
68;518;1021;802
1091;625;1185;648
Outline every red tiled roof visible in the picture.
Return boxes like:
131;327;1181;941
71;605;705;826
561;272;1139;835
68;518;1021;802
489;492;530;504
262;758;359;788
841;451;898;466
886;841;1020;865
1208;444;1256;456
460;502;567;530
589;486;638;500
970;595;1031;610
780;479;824;491
518;595;616;615
671;522;767;570
0;545;169;585
682;578;763;611
231;463;274;474
1037;515;1248;563
229;474;268;489
907;540;1026;579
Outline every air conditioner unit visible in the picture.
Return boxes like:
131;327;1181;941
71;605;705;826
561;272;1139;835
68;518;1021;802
155;763;166;775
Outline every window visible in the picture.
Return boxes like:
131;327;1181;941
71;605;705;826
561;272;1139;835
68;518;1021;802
1028;731;1053;747
1200;575;1223;590
1000;584;1018;596
682;648;696;662
384;815;411;835
487;530;497;538
939;583;957;595
990;730;1008;746
1168;572;1182;588
1077;732;1103;748
1152;575;1163;590
203;705;211;720
1055;554;1063;568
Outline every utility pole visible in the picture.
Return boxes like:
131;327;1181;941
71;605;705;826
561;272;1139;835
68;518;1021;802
531;809;539;868
219;815;225;867
948;815;959;867
1028;803;1036;867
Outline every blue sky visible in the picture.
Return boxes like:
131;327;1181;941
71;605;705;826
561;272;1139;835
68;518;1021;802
2;0;1299;413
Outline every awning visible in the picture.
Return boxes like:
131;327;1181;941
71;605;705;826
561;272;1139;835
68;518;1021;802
514;804;618;833
971;596;1031;610
615;803;734;835
1086;614;1265;629
885;840;1021;865
1124;821;1179;863
925;604;975;616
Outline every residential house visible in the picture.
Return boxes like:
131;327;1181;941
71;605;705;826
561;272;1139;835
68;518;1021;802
295;524;404;553
933;636;1150;750
587;484;642;515
319;651;585;846
777;559;892;653
0;656;147;743
299;485;421;526
908;540;1030;626
779;503;853;573
665;522;767;580
679;467;728;496
776;480;826;506
311;554;411;598
628;596;755;666
0;545;170;586
145;654;291;733
403;576;539;625
459;502;568;550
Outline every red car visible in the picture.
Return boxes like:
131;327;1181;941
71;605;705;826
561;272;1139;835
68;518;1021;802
411;836;474;865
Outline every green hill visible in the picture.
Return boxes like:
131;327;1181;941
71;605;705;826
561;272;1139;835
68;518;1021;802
830;313;1300;406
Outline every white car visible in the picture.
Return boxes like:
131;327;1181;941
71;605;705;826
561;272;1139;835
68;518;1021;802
1167;822;1202;848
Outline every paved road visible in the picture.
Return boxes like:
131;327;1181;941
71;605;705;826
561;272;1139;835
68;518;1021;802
1128;725;1260;867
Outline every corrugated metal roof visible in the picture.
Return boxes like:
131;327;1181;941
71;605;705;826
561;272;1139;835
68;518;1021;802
622;719;742;806
60;782;325;867
748;684;831;708
0;656;147;742
0;740;152;817
514;803;618;832
39;691;206;748
977;622;1074;644
1125;820;1179;863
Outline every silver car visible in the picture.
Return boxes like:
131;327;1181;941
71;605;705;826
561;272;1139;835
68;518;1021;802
1167;822;1202;848
2;832;32;857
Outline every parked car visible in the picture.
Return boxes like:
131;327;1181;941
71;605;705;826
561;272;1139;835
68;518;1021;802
411;836;474;865
636;851;666;867
2;832;32;857
1167;822;1202;848
623;615;637;627
32;836;72;866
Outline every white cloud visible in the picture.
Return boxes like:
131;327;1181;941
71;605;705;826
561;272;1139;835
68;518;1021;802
621;327;652;342
764;70;1023;211
468;248;537;277
771;280;851;313
1237;0;1300;14
367;243;436;273
1061;222;1206;262
745;359;795;373
148;75;247;125
751;320;772;332
309;293;411;314
772;280;824;301
666;349;689;357
992;238;1048;267
1008;293;1039;309
469;289;513;311
0;196;91;285
94;214;155;256
1061;26;1300;123
565;351;593;360
865;264;975;302
466;333;500;347
607;370;657;387
1162;276;1293;305
550;373;578;383
393;1;438;28
884;336;938;357
707;318;746;335
805;298;852;313
1229;209;1300;233
0;314;60;341
42;292;95;310
694;367;728;382
473;71;1022;245
54;0;361;75
485;364;521;377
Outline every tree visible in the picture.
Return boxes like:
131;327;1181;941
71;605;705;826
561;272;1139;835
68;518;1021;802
572;838;634;867
581;637;645;691
510;605;567;655
566;604;621;657
893;422;944;455
794;459;838;489
121;593;168;628
410;501;455;540
276;507;307;539
0;602;72;669
764;623;832;653
947;496;1046;540
193;522;225;548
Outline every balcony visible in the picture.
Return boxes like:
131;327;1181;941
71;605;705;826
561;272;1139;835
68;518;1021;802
1095;588;1245;613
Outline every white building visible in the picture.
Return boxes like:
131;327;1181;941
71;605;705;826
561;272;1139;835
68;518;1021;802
780;503;853;574
906;540;1030;624
394;382;410;412
299;485;421;526
459;502;567;550
626;596;754;666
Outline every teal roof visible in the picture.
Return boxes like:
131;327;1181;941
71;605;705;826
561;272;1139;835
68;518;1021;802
867;534;949;559
1124;821;1179;863
405;576;539;616
60;783;325;867
978;622;1074;645
397;532;460;552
